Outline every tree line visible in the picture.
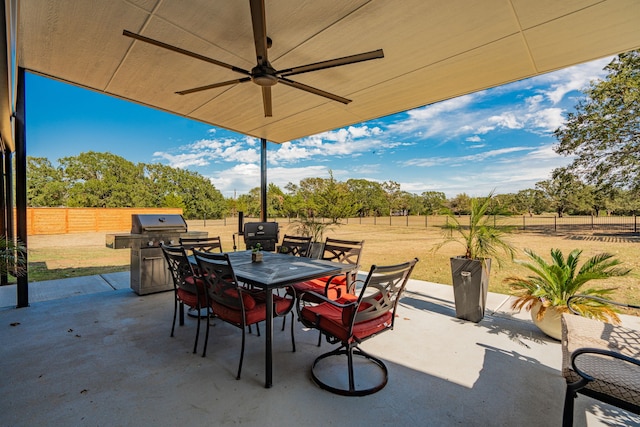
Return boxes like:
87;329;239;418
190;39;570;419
27;50;639;220
26;152;640;220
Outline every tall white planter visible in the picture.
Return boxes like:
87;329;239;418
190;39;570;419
450;257;491;323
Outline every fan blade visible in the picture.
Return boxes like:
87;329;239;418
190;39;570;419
249;0;269;64
176;77;251;95
123;30;250;75
262;87;273;117
278;77;351;104
278;49;384;77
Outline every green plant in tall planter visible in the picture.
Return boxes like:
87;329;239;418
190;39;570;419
506;248;630;340
293;215;336;258
434;191;515;322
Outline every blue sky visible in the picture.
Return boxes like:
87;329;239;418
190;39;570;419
26;56;612;199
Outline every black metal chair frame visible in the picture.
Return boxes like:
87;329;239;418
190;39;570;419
161;244;205;354
193;250;296;380
277;234;312;257
562;295;640;426
297;258;418;396
179;236;223;255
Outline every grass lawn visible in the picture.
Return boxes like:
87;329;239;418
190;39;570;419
21;218;640;305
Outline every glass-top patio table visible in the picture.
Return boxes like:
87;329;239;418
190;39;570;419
194;250;351;388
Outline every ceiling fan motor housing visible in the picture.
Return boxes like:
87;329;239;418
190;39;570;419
251;64;278;87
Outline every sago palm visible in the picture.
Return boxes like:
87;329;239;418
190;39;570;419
506;248;631;324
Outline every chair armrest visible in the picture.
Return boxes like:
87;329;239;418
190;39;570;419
324;273;361;297
567;295;640;315
297;290;354;309
295;290;356;321
571;347;640;383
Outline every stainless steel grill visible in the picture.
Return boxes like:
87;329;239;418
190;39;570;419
106;214;206;295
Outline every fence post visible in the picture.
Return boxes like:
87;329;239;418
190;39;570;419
406;215;409;226
554;215;557;232
374;213;377;225
591;214;594;230
425;215;428;228
635;215;638;233
522;215;525;230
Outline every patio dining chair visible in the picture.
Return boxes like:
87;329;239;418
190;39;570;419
193;250;296;379
292;238;364;302
296;258;418;396
291;238;364;344
561;295;640;426
179;236;223;255
277;234;312;257
161;244;207;354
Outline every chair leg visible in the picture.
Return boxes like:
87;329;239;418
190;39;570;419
317;329;322;347
201;310;211;358
347;345;356;392
237;323;246;380
171;297;178;337
290;311;296;353
193;304;201;354
179;302;185;326
562;386;576;427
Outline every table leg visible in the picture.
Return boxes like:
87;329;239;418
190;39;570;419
265;288;273;388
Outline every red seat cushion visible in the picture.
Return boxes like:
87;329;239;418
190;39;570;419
293;275;349;300
301;302;392;343
212;294;292;325
177;287;207;308
185;275;206;292
222;288;257;310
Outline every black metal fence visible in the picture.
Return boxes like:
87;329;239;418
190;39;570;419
190;215;640;234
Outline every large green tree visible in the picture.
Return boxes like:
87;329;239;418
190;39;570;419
60;151;150;207
346;179;386;216
144;163;227;219
536;168;593;217
554;50;640;192
420;191;446;215
27;157;66;207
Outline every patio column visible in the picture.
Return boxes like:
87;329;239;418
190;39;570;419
260;137;267;222
15;67;28;307
0;142;8;286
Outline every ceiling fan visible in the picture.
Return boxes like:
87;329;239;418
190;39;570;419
123;0;384;117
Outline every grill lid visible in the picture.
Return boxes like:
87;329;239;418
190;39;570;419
131;214;187;234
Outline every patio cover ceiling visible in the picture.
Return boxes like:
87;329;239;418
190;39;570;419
3;0;640;151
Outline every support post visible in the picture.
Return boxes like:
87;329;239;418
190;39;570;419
260;138;267;222
0;144;7;286
15;67;28;307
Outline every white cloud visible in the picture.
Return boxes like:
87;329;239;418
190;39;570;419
488;112;523;129
207;164;330;196
536;57;611;104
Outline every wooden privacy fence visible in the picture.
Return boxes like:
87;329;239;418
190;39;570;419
22;208;183;235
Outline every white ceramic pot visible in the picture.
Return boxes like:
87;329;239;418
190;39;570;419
530;301;563;340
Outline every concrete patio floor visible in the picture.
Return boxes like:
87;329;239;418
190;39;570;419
1;274;639;426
